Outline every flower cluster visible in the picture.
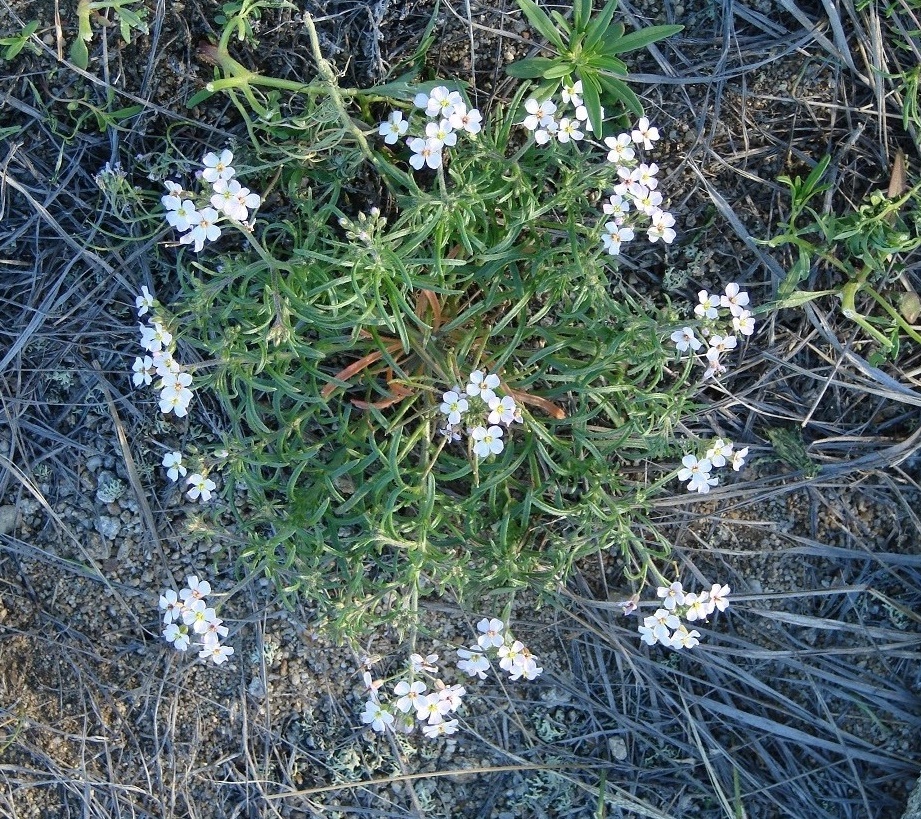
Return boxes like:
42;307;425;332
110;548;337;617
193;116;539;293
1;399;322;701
636;581;730;649
377;85;482;172
438;369;523;458
599;118;676;255
677;437;749;494
456;617;543;682
670;283;756;379
132;286;196;419
360;652;467;738
160;149;261;252
520;80;595;145
159;574;234;665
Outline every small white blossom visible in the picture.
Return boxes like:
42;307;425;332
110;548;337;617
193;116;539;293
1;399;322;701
162;451;186;482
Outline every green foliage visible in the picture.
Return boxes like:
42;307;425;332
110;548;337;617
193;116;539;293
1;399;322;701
153;17;696;641
0;20;39;61
70;0;148;70
768;154;921;361
506;0;682;131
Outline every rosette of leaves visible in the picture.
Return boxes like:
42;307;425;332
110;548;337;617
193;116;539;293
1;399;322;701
506;0;682;133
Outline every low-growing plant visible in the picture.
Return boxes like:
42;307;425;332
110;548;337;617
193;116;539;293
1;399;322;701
505;0;682;132
769;153;921;362
70;0;149;70
123;4;747;649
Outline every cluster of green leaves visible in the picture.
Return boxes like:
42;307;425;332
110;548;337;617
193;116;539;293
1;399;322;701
0;20;39;61
70;0;148;70
156;4;691;641
769;154;921;361
506;0;682;133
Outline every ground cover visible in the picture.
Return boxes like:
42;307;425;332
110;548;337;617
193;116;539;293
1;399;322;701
1;0;920;817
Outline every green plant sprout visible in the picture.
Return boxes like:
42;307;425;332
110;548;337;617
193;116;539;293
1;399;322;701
70;0;149;70
768;153;921;361
0;19;39;61
505;0;682;132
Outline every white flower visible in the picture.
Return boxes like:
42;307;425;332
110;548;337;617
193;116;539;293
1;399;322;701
670;625;701;649
684;592;713;621
561;80;583;106
694;290;720;319
487;395;519;426
211;179;260;221
602;193;630;221
394;680;428;714
670;327;701;353
720;282;750;316
465;370;500;403
415;693;449;725
656;581;685;611
162;451;186;482
731;446;749;471
647;210;676;244
163;622;190;651
709;334;737;355
199;641;234;665
556;117;583;143
449;105;482;134
733;309;756;336
186;473;216;502
630;184;663;216
417;86;463;118
703;347;727;380
604;133;635;163
677;454;718;494
633;162;660;189
471;425;505;458
132;355;154;387
574;103;601;122
476;617;505;648
644;608;681;645
534;119;559;145
159;589;183;623
439;390;469;425
631;117;660;149
601;222;635;256
407;137;443;171
179;206;222;253
705;438;733;468
708;583;731;612
457;647;490;679
361;700;395;733
202;149;235;183
181;575;211;602
136;286;155;316
522;98;557;131
425;119;457;148
409;652;439;673
422;718;459;738
140;321;172;354
378;111;409;144
497;640;524;673
153;351;181;377
163;198;200;232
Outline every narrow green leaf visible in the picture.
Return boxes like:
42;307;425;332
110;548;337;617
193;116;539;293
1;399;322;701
515;0;566;50
549;10;572;37
600;24;683;54
541;61;575;79
505;56;558;78
584;1;622;52
580;73;603;134
573;0;592;31
586;54;630;74
597;73;643;117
